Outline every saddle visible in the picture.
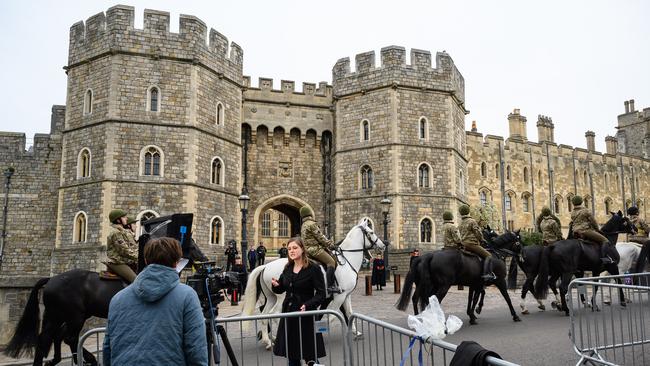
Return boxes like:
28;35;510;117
99;268;122;281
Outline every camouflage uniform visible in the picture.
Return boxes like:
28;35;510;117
443;220;462;249
106;223;138;282
458;215;491;258
301;216;336;267
539;216;563;245
628;214;650;244
571;204;609;245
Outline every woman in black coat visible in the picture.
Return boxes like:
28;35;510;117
371;254;386;290
272;237;326;366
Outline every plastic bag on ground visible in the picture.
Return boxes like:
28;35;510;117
407;295;462;340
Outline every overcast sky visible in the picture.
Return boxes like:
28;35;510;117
1;0;648;151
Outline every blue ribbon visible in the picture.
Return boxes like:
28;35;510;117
399;336;424;366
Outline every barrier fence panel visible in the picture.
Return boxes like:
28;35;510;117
569;272;650;366
77;327;106;366
347;313;520;366
215;309;349;366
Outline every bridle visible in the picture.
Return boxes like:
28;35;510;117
333;224;384;276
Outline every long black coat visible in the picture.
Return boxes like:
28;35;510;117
371;258;386;286
272;262;326;361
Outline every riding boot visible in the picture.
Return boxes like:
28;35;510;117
600;243;613;265
481;257;497;282
326;266;341;294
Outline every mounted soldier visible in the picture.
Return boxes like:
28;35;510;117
628;206;650;273
570;195;613;264
458;204;496;281
299;206;340;293
537;206;563;246
442;211;462;250
106;209;139;283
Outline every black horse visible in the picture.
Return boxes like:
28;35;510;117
396;231;523;325
533;211;635;315
3;238;208;366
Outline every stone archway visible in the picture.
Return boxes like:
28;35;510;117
252;195;314;249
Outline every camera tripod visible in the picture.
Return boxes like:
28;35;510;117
207;305;238;366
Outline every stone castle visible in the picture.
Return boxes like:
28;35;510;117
0;5;649;341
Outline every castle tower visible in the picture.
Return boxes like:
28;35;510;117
332;47;467;249
508;108;527;141
616;98;650;157
537;115;555;143
56;6;244;270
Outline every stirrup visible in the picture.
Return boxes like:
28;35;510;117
327;285;342;294
481;273;496;281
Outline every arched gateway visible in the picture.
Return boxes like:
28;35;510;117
252;194;315;249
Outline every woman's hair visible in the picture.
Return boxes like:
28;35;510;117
144;237;182;268
286;237;309;268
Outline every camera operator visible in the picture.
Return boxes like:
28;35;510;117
103;237;208;366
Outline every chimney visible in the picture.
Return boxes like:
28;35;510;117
508;108;527;141
471;120;477;132
605;136;618;155
624;100;630;114
585;131;595;151
537;115;555;143
629;99;635;112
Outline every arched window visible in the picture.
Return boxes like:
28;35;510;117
147;86;160;112
83;89;93;115
420;218;433;243
216;102;224;125
567;194;574;212
211;157;224;185
141;146;163;176
261;211;271;236
604;198;612;214
210;216;224;245
419;117;428;140
505;193;513;211
480;190;488;206
522;193;531;212
73;212;87;243
278;212;289;237
523;167;529;184
506;165;511;180
77;148;91;179
361;165;373;190
418;163;430;188
480;162;487;178
361;120;370;141
495;164;500;178
554;196;561;214
136;210;159;238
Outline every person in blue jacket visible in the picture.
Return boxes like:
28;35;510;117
103;237;208;366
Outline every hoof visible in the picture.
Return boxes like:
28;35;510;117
469;318;477;325
476;307;482;315
538;304;546;311
521;309;530;315
513;315;522;322
551;301;557;309
265;344;272;350
620;302;627;308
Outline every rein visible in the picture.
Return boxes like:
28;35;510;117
333;225;381;276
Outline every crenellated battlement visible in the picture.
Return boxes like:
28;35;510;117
68;5;243;82
332;46;464;102
243;76;332;97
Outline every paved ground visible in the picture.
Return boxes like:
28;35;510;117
3;276;647;365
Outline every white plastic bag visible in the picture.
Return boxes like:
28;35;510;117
406;295;462;340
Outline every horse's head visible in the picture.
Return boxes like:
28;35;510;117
603;210;636;236
482;225;498;243
357;218;386;253
491;229;522;253
183;238;209;264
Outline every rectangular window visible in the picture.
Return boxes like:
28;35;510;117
507;220;514;231
153;155;160;176
261;211;271;237
278;214;289;237
523;197;529;212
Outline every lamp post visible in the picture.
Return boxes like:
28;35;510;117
0;167;15;269
381;193;391;281
238;189;250;274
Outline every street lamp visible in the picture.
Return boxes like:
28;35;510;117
0;167;15;269
381;193;391;281
238;189;250;274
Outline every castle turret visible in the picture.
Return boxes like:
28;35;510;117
585;131;595;151
508;108;527;141
537;115;555;143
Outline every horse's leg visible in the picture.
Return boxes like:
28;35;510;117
411;285;419;315
559;273;573;316
494;278;522;322
466;287;477;325
548;273;562;311
434;285;450;303
44;326;63;366
342;295;363;338
34;311;60;366
476;289;486;314
258;284;277;350
520;274;533;314
63;316;95;366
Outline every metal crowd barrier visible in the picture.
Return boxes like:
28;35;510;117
77;327;106;365
569;272;650;366
80;309;522;366
347;313;519;366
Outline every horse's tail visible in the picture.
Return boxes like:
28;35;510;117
534;245;552;299
4;277;50;358
242;265;265;316
396;257;419;311
507;256;518;289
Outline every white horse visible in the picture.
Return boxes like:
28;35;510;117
595;242;641;305
241;218;385;349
